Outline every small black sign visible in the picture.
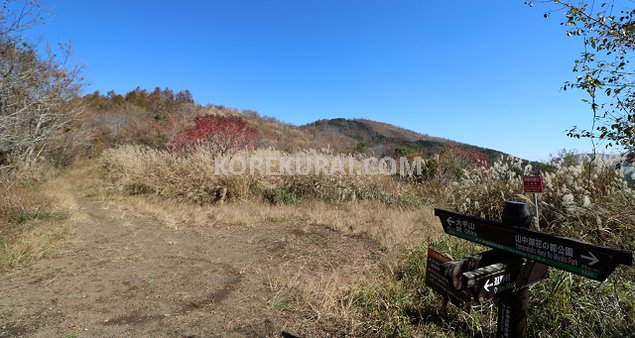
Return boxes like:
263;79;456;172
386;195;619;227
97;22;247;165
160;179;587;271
465;260;549;302
435;209;633;281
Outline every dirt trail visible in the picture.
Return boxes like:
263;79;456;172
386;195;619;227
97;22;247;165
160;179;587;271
0;169;382;337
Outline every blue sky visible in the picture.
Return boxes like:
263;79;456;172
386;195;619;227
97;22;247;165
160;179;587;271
27;0;598;161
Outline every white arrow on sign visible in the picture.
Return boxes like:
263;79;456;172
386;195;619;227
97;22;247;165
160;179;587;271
581;252;599;266
447;217;456;226
484;279;493;292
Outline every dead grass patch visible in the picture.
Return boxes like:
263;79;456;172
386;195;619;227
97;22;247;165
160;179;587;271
110;195;440;250
0;165;75;272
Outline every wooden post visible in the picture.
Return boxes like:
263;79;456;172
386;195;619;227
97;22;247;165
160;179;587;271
496;201;531;338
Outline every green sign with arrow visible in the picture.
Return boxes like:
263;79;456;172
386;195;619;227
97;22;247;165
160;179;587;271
434;209;633;281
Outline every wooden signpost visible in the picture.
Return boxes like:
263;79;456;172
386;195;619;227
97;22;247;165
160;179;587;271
434;208;632;281
425;201;633;338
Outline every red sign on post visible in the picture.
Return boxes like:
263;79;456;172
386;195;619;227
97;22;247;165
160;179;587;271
523;176;544;193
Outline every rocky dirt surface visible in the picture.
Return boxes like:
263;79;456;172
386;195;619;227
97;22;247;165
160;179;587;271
0;172;382;337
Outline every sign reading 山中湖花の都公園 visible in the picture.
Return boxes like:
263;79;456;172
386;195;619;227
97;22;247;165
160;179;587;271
434;209;633;281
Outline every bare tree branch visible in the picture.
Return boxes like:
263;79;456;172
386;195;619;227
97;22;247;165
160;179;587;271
0;0;84;166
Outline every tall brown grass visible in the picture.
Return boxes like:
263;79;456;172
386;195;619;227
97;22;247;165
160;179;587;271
452;154;634;246
102;145;431;207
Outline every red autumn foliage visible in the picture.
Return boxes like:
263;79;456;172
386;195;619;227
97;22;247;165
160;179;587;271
450;145;489;164
168;115;258;155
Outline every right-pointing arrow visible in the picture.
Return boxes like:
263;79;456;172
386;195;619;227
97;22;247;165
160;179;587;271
581;252;599;266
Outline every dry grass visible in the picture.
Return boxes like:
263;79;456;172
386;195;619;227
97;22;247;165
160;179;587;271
350;154;635;337
242;112;314;151
109;193;440;251
91;158;444;336
270;154;635;337
101;145;430;207
0;164;74;271
0;218;66;271
453;154;635;246
98;145;635;337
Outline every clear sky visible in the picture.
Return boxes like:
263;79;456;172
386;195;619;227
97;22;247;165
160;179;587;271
27;0;600;161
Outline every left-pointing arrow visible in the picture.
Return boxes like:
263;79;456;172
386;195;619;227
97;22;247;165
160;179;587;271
447;217;456;226
484;279;493;292
581;252;599;266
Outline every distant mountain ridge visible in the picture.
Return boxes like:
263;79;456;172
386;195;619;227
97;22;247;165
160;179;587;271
299;118;509;163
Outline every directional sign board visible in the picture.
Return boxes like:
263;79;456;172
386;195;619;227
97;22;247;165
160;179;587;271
463;260;549;302
435;209;633;281
425;247;472;307
441;249;516;290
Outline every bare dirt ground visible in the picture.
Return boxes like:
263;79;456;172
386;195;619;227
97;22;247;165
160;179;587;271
0;169;384;337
